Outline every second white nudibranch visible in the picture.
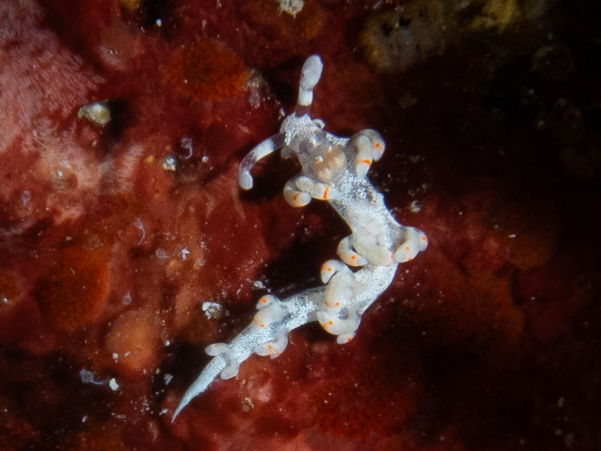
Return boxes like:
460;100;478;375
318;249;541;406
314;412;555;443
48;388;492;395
173;55;427;421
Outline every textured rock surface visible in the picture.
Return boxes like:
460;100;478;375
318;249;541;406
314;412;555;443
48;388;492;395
1;0;600;450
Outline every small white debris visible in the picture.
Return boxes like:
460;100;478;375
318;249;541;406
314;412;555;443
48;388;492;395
134;217;146;244
181;248;190;260
162;155;177;172
109;378;120;391
80;369;103;386
278;0;304;16
180;137;194;159
122;292;132;306
21;190;31;206
80;369;94;384
249;89;261;108
202;301;223;319
155;248;169;259
253;280;265;289
242;397;255;412
164;374;173;385
78;101;111;127
408;200;421;213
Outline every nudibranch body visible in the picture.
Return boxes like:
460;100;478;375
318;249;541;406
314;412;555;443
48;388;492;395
173;55;427;421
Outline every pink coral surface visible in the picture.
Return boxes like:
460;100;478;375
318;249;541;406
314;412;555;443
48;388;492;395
1;0;600;450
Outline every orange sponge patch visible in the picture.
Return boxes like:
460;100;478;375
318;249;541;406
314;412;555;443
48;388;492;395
165;39;247;100
35;246;110;332
105;309;160;378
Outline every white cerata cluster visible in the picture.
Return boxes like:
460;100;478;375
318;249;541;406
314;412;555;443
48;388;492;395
173;55;427;420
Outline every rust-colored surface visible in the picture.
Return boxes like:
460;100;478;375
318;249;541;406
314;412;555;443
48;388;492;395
1;0;600;449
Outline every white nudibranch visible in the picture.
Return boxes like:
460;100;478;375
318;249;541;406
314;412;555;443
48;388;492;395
172;55;427;421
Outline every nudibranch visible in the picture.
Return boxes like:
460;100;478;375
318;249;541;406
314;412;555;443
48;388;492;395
173;55;427;421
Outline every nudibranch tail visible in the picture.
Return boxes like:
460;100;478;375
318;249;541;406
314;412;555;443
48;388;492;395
173;54;427;421
172;356;227;421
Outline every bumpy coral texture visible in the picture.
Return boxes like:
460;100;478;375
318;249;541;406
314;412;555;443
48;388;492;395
2;0;599;450
174;55;427;419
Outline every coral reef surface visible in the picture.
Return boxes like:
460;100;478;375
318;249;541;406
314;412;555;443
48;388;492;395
1;0;600;450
